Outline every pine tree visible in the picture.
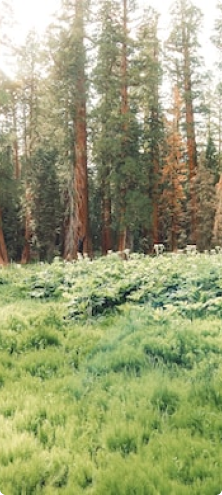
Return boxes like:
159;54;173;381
92;0;141;253
195;157;216;251
16;31;42;263
31;148;61;260
73;0;91;256
92;0;122;253
205;133;219;185
48;0;91;259
166;0;203;244
135;7;163;250
160;86;186;251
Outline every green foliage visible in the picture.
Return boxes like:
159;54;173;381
1;256;222;494
32;147;62;261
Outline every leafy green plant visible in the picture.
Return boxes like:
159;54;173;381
1;256;222;493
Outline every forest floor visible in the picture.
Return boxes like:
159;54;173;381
1;253;222;494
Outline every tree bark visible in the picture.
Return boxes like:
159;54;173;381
21;187;32;264
182;24;197;244
74;0;91;258
118;0;128;252
0;209;8;265
101;175;112;254
12;94;20;180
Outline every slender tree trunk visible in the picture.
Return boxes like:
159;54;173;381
152;150;159;245
171;177;177;252
21;187;32;264
183;29;197;244
63;179;75;260
151;42;160;246
12;98;20;179
101;174;112;254
62;98;76;260
74;0;91;258
21;77;35;263
118;0;128;252
0;208;8;265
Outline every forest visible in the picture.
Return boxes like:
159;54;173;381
0;0;222;263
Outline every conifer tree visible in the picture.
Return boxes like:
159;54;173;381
93;0;141;253
48;0;91;259
160;86;186;251
17;31;42;263
205;133;219;185
166;0;203;244
195;161;216;251
92;0;122;253
135;7;163;250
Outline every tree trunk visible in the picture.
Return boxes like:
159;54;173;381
21;187;32;264
152;152;159;245
74;0;91;258
183;27;197;244
101;175;112;254
63;181;75;260
12;98;20;179
150;94;160;245
150;34;160;247
0;209;8;265
21;73;35;263
118;0;128;252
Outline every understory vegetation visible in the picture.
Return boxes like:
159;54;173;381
1;253;222;494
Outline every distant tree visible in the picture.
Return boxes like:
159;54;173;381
205;133;219;185
166;0;203;243
91;0;122;253
195;157;216;251
134;7;163;250
17;31;42;263
92;0;141;253
160;86;187;251
31;147;62;261
48;0;91;259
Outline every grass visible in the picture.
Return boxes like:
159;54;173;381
1;255;222;494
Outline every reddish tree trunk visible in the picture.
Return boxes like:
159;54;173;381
183;29;197;244
74;0;91;258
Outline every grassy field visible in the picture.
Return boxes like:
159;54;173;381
1;253;222;494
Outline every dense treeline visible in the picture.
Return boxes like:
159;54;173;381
1;0;222;263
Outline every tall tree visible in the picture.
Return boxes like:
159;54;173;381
49;0;91;259
135;7;163;250
92;0;122;254
17;31;42;263
73;0;91;256
195;156;216;251
166;0;203;243
92;0;141;253
118;0;129;251
160;86;186;251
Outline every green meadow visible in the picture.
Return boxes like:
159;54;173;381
1;253;222;494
